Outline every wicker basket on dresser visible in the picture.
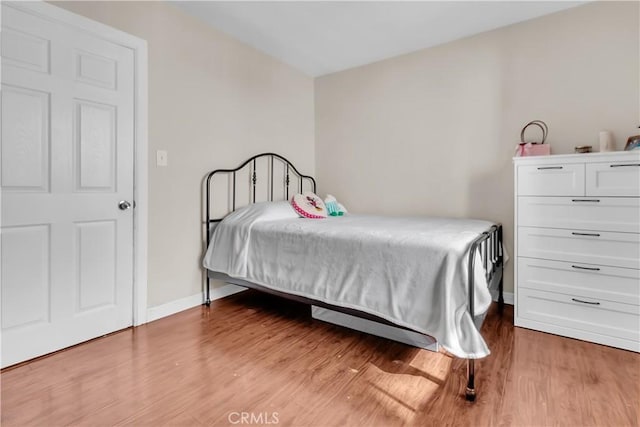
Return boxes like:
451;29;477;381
513;151;640;352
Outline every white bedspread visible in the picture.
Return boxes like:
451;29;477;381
203;201;494;358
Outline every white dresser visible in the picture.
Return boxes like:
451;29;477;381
513;151;640;352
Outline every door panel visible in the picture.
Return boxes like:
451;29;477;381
1;225;51;329
1;26;50;73
74;49;118;90
75;100;117;191
1;4;135;367
75;220;117;312
0;85;50;191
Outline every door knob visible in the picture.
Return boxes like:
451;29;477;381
118;200;132;210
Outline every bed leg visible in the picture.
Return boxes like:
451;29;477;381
498;276;504;313
497;225;504;313
205;277;211;306
467;235;479;402
465;359;476;402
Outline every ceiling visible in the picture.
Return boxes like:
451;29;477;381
170;1;586;77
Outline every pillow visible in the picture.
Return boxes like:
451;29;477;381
291;192;327;219
224;201;299;223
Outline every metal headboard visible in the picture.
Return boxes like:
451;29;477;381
204;153;316;303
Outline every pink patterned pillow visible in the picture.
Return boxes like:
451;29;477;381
291;192;327;219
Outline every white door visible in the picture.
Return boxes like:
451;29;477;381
1;4;135;367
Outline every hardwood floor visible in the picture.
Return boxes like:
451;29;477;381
2;290;638;426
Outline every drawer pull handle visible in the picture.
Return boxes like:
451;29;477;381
571;232;600;237
610;163;640;168
537;166;563;170
571;199;600;203
571;265;601;271
572;298;600;306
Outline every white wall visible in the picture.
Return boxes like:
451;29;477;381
53;1;638;304
315;1;639;294
52;1;316;307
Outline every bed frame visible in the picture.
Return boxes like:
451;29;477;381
203;152;504;401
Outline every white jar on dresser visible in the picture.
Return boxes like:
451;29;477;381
513;151;640;352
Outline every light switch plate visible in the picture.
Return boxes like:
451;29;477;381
156;150;168;167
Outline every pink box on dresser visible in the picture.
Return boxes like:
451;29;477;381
515;143;551;157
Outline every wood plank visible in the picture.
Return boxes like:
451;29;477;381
1;291;638;426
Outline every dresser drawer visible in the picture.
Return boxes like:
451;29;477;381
517;163;584;196
586;161;640;197
518;227;640;269
517;257;640;305
518;196;640;233
517;287;640;343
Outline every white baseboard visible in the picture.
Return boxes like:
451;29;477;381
146;284;246;323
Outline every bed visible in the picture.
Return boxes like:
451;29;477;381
202;153;504;401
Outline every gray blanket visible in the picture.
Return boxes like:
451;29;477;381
203;201;493;358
